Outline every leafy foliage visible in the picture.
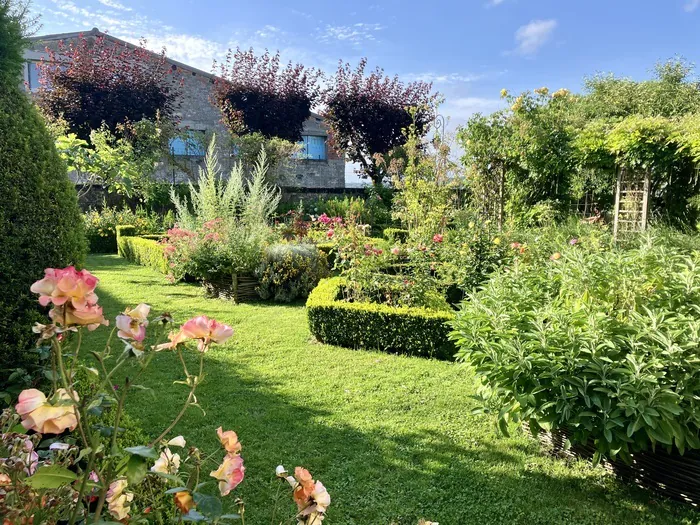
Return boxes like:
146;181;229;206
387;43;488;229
458;58;700;225
256;244;329;302
84;205;173;253
213;48;321;142
322;58;437;184
451;233;700;462
117;232;169;274
36;34;180;140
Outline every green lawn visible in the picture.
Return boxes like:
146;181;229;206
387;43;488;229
82;254;695;524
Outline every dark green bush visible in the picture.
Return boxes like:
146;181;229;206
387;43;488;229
383;228;409;243
117;232;168;274
256;244;328;302
0;16;86;371
307;277;455;359
450;234;700;463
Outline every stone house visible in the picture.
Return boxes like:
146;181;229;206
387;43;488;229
22;28;346;191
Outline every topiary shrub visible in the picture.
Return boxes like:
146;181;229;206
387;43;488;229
0;5;86;371
307;277;455;359
256;244;328;302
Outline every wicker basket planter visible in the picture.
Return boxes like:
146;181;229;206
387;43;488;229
202;273;259;303
524;422;700;506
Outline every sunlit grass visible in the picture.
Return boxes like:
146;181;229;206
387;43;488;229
82;254;695;524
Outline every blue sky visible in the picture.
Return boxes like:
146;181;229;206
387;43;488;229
31;0;700;182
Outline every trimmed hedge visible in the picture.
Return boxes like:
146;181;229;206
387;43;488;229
306;277;455;359
117;226;168;274
0;33;86;369
384;228;409;243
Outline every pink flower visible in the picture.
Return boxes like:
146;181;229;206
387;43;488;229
433;234;444;243
23;439;39;475
391;247;401;256
217;427;242;454
154;329;188;351
326;229;334;239
15;388;79;434
317;213;331;225
289;467;331;520
49;303;108;331
210;453;245;496
116;303;150;342
332;216;343;224
181;316;234;351
30;266;98;310
569;238;579;245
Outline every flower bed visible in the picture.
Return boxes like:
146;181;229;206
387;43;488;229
306;277;455;359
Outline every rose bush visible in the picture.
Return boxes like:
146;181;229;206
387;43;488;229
0;265;334;524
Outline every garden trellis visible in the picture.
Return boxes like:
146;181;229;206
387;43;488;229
613;167;650;240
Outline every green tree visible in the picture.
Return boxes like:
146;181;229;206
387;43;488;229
0;1;86;372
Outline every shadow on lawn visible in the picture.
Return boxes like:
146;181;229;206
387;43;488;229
84;257;688;525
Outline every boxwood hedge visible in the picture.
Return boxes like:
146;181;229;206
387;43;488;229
307;277;455;359
117;226;168;274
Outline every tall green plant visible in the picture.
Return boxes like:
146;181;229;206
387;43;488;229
171;135;279;231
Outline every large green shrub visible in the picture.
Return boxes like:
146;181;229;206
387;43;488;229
0;8;86;370
450;235;700;463
256;244;328;302
307;277;455;359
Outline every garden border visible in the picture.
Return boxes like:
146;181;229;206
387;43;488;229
306;277;456;359
116;225;169;274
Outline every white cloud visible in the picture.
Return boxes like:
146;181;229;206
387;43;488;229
512;19;557;56
685;0;700;12
317;23;384;45
96;0;132;11
486;0;507;6
403;71;507;85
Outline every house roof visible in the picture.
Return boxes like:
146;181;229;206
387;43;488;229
28;27;217;80
26;28;326;122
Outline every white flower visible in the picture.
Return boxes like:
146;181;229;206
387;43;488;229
275;465;288;478
49;442;72;451
150;447;181;474
106;479;133;520
167;435;187;448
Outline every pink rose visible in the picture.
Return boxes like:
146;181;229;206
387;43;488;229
181;316;234;351
16;388;79;435
30;267;99;310
391;247;401;256
210;453;245;496
433;234;444;243
217;427;242;454
116;303;150;342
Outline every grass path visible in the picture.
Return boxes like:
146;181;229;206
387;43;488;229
82;255;694;524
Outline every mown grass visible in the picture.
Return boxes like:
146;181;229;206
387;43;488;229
82;254;696;524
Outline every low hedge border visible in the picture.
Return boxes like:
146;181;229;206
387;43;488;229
117;225;169;274
306;277;456;359
384;228;409;243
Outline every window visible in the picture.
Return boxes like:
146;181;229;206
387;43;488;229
169;130;206;156
294;135;327;160
27;62;40;91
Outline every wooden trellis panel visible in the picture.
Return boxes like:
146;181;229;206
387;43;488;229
473;165;505;231
613;167;650;240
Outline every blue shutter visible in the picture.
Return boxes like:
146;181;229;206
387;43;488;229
307;136;326;160
169;131;205;156
28;62;40;90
